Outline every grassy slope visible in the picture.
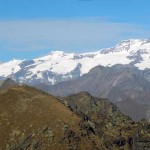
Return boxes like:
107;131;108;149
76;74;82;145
0;86;102;150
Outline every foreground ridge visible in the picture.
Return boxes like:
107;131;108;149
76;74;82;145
0;85;150;149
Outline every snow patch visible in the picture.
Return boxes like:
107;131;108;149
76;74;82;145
0;59;23;77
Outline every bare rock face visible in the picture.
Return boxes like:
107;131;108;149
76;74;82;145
63;92;150;150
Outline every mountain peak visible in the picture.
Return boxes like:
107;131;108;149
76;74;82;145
117;39;148;45
114;39;150;53
50;50;65;56
99;39;149;54
0;78;18;90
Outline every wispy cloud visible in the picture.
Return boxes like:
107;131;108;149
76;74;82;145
0;18;149;52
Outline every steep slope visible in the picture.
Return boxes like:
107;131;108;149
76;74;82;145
63;92;150;150
0;85;104;150
1;39;150;85
63;92;133;125
46;65;150;121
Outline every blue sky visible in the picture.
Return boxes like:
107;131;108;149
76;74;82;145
0;0;150;61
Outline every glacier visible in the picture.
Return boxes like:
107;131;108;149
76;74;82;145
0;39;150;85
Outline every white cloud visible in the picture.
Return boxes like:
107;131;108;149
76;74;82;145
0;19;149;52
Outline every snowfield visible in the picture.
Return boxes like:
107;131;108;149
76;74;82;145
0;39;150;85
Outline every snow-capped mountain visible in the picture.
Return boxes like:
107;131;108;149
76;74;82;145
0;39;150;85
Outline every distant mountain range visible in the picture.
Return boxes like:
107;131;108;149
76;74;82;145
1;39;150;86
